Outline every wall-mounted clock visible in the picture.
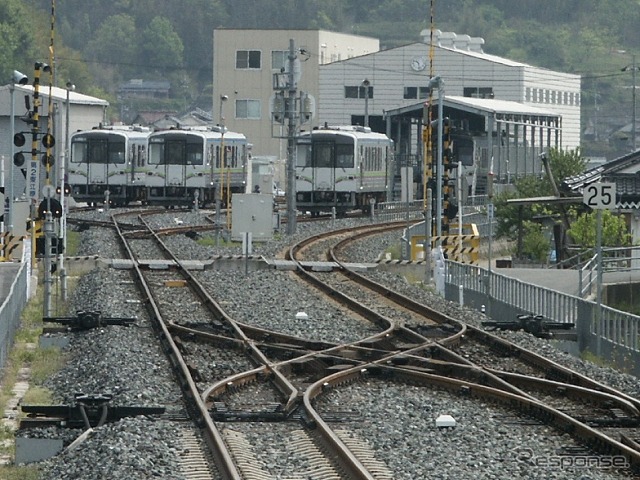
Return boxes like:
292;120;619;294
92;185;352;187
410;56;427;71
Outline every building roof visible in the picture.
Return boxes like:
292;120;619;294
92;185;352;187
561;150;640;207
5;84;109;107
445;96;559;118
385;95;560;121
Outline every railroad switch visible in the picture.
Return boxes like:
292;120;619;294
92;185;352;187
482;314;575;339
43;310;137;331
20;393;165;429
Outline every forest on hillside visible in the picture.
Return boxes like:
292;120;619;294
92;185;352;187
3;0;640;156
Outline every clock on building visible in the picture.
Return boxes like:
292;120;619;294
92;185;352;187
410;56;427;71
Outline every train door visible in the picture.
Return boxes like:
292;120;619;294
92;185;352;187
165;139;188;199
86;139;111;201
312;140;335;204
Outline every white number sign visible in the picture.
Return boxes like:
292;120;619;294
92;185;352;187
583;182;616;210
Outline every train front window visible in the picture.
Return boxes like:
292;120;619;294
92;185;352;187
313;142;333;168
148;140;164;165
87;140;108;164
70;139;87;163
186;143;203;165
296;140;311;167
165;141;186;165
107;141;126;164
336;144;354;168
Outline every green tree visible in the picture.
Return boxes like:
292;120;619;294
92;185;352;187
86;14;137;87
520;221;550;263
495;148;586;239
140;16;184;72
0;0;40;81
568;210;632;249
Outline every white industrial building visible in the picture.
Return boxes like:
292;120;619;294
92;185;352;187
212;29;581;197
319;30;580;151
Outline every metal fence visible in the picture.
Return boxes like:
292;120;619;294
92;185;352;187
0;244;29;370
444;260;640;376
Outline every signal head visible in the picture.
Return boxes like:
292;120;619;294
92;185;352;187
12;70;28;85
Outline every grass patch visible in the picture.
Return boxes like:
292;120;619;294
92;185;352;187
22;386;54;406
581;349;607;367
196;235;239;248
65;230;81;256
383;243;402;260
0;466;40;479
0;265;76;477
29;348;65;385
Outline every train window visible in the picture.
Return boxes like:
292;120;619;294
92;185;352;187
165;141;185;165
108;142;126;164
314;143;333;168
70;140;87;163
88;141;108;164
186;143;203;165
336;144;354;168
148;140;164;165
297;143;311;167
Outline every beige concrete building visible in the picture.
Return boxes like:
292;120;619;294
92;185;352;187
213;29;380;158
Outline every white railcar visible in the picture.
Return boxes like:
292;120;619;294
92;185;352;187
295;125;393;216
68;125;150;206
146;126;251;207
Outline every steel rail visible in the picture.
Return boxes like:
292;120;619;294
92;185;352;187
111;211;243;479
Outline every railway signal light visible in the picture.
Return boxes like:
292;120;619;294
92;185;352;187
13;133;26;147
38;198;63;219
56;183;71;196
42;133;55;148
13;152;25;167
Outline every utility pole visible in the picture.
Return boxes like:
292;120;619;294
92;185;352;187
286;39;297;235
622;54;638;151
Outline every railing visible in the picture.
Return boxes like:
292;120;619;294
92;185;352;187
375;200;424;222
0;243;30;370
578;254;598;298
444;259;640;375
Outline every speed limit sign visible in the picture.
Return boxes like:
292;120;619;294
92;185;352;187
583;182;616;210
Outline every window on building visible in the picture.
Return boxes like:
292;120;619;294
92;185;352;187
404;87;417;99
345;86;374;99
419;87;429;99
463;87;494;99
236;99;261;119
236;50;261;69
271;50;287;70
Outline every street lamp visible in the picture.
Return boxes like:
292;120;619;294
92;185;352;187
8;70;28;232
58;81;75;301
216;94;227;245
428;75;444;239
621;54;638;152
362;79;370;128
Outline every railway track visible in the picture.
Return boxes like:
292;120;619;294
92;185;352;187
39;207;638;478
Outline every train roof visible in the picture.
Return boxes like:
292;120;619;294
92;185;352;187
299;125;391;141
71;125;151;139
148;126;247;141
